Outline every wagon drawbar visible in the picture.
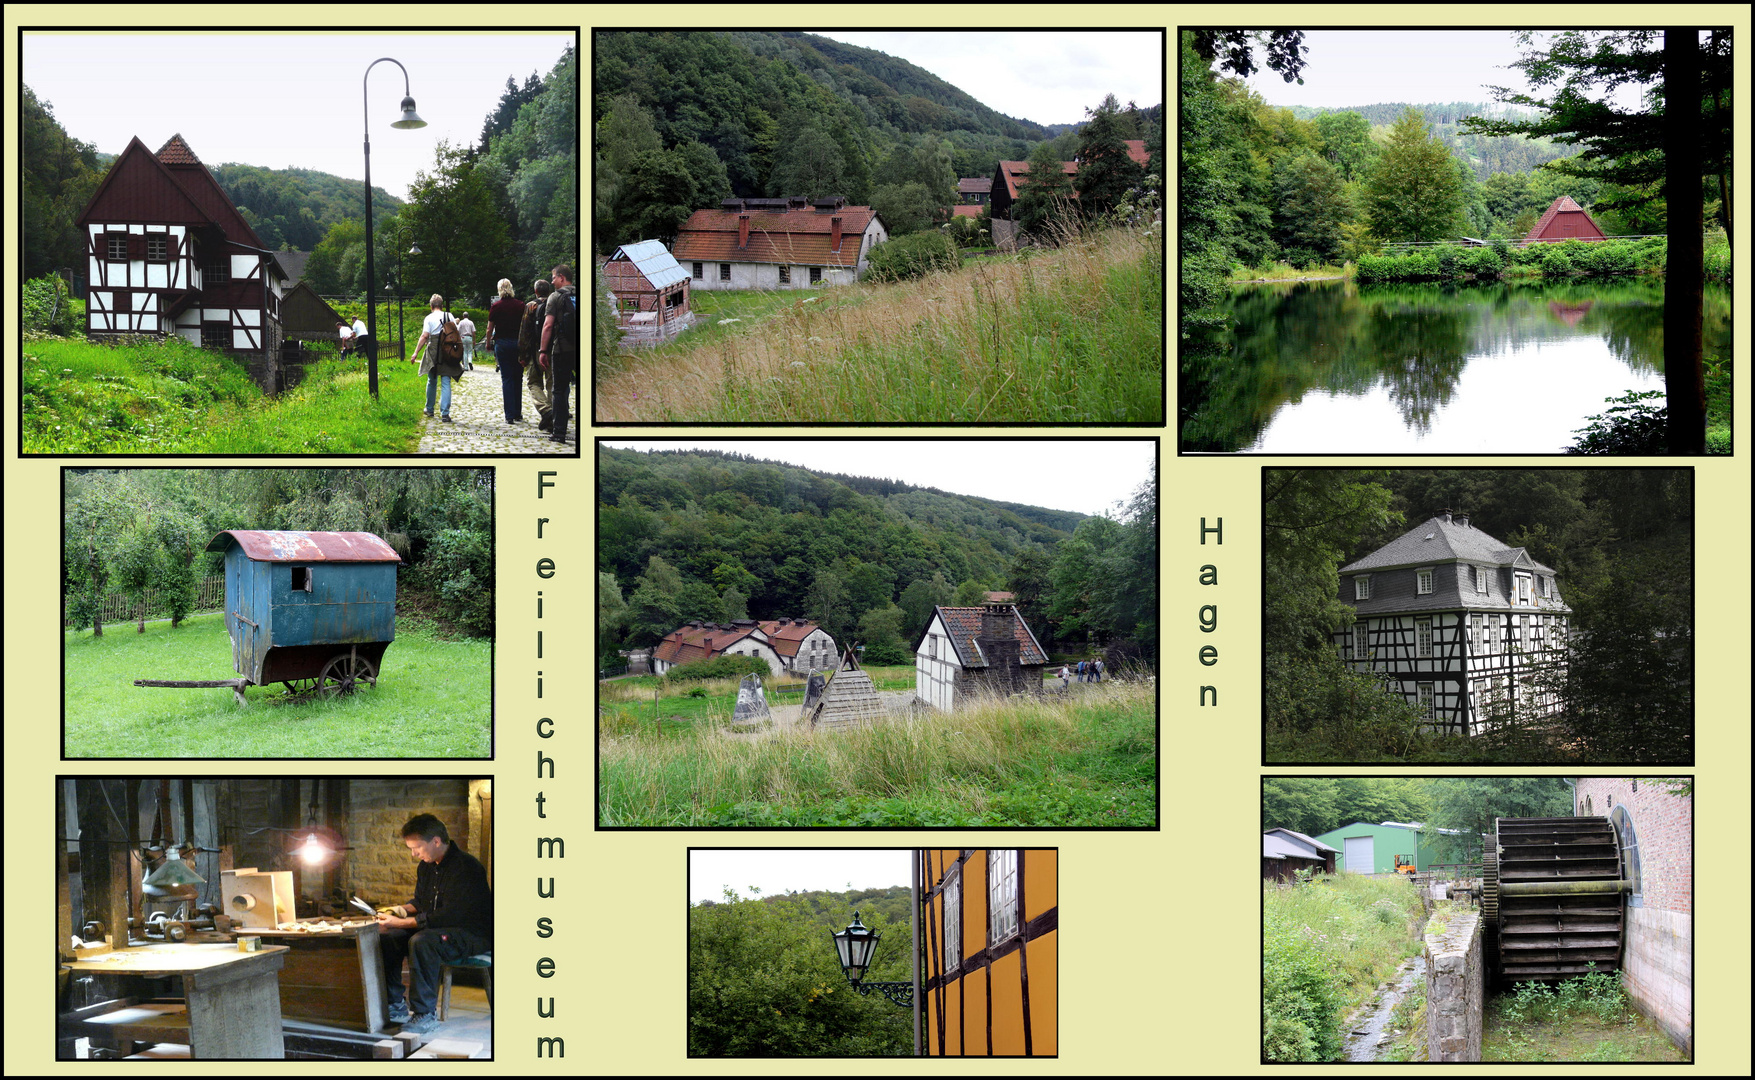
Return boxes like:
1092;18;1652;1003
134;530;402;706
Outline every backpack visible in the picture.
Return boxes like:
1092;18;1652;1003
435;313;463;366
552;287;578;354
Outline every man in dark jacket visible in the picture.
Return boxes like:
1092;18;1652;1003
377;813;493;1033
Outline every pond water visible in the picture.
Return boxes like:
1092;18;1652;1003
1180;279;1732;454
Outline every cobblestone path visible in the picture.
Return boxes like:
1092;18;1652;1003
414;360;578;455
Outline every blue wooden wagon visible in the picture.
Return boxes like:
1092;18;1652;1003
135;530;401;705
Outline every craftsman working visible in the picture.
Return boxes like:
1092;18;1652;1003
377;813;493;1035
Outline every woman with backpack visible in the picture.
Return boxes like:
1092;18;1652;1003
411;293;465;422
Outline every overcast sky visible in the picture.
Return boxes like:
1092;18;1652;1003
600;440;1156;518
690;849;912;905
22;31;574;201
808;30;1164;128
1240;30;1655;112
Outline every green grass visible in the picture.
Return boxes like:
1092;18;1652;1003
64;610;490;758
1485;970;1688;1062
595;222;1162;423
1262;873;1425;1062
597;673;1156;827
22;330;432;454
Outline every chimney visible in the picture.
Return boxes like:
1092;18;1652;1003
1456;514;1469;528
1439;508;1452;523
777;617;790;626
831;216;843;252
738;214;750;250
980;603;1020;687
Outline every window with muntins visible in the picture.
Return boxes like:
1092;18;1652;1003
1610;805;1642;904
146;234;170;261
1355;576;1370;600
989;850;1018;942
1416;617;1433;658
779;265;790;284
106;234;128;260
1416;568;1433;595
1417;682;1434;718
943;873;961;973
1476;566;1489;593
718;263;730;282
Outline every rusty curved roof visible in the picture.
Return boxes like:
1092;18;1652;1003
205;530;401;562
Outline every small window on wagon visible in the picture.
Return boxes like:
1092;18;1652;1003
290;566;312;592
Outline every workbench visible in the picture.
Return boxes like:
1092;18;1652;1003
63;943;289;1058
228;921;389;1032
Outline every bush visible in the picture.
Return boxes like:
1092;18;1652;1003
665;655;771;681
1565;389;1668;455
863;231;961;284
23;274;79;335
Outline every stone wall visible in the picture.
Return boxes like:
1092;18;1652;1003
339;779;472;905
1424;908;1482;1063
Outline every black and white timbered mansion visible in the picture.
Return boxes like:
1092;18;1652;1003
76;134;287;387
1335;511;1570;735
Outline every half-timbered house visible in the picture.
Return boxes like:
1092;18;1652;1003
914;604;1049;712
603;239;693;345
671;195;887;290
918;848;1056;1056
1523;195;1608;244
1335;511;1570;735
76;135;288;388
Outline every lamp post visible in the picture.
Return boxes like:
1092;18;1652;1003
390;230;420;360
361;58;425;399
831;911;915;1008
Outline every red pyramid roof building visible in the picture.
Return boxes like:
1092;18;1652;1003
1523;195;1607;244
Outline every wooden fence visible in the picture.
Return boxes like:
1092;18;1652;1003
64;574;226;630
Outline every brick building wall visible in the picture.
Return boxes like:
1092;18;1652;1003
1573;778;1691;1054
339;779;473;905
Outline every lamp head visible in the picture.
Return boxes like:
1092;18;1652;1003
392;96;426;130
832;910;881;985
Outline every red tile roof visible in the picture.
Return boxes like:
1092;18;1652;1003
996;140;1151;202
756;619;824;659
950;204;983;219
652;622;763;666
155;133;201;165
928;606;1049;667
672;207;878;268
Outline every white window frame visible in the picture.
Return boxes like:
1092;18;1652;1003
1475;566;1489;594
1470;614;1483;652
1417;682;1435;718
1515;572;1532;606
1351;619;1367;661
943;873;961;973
1355;575;1371;601
1416;617;1433;659
989;850;1018;943
1416;568;1434;595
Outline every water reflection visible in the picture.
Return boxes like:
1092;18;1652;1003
1180;279;1728;454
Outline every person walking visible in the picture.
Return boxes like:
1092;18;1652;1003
1058;665;1070;689
521;278;554;431
485;278;526;424
1093;658;1104;682
538;264;577;444
351;314;371;362
411;294;464;422
457;310;476;368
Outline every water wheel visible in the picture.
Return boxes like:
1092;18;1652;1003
1483;816;1627;984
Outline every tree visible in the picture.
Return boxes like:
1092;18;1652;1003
1011;140;1075;240
1459;30;1731;454
1421;778;1573;862
627;556;687;646
1313;110;1378;182
1364;107;1468;242
1271;153;1349;267
804;569;851;644
768;124;845;199
1072;94;1147;220
401;142;514;305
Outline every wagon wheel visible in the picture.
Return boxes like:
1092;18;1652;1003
318;653;378;698
280;678;319;696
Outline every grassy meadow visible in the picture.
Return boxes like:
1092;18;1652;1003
595;222;1163;423
63;610;490;758
597;669;1157;827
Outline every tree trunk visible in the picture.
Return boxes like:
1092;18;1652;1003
1663;29;1706;454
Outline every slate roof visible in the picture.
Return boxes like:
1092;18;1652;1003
919;606;1049;669
672;206;879;268
606;239;689;291
1339;516;1569;617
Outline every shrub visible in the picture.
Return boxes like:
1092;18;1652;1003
863;231;961;284
1565;389;1668;455
665;655;771;681
23;274;79;335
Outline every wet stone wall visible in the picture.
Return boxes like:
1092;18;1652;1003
1424;909;1482;1063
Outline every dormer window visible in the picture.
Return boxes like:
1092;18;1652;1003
1475;566;1489;594
1416;568;1434;595
1354;575;1370;601
1514;572;1532;606
1538;576;1550;599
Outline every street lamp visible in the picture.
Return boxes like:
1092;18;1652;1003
361;58;425;399
830;911;914;1007
391;233;421;360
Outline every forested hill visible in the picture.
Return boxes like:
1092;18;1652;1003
1283;101;1568;180
209;165;404;253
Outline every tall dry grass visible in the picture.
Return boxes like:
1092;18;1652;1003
598;676;1156;826
594;224;1162;423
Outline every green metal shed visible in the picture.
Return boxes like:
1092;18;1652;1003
1312;821;1449;874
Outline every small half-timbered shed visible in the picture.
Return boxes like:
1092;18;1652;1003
1523;195;1608;244
914;604;1049;712
603;239;693;345
77;135;288;387
672;195;888;290
1334;511;1571;736
918;848;1057;1056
